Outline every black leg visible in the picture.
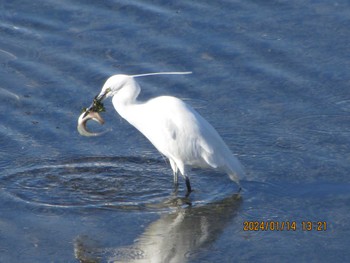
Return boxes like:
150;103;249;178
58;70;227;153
185;177;192;195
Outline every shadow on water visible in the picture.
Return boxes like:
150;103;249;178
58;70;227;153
74;194;242;263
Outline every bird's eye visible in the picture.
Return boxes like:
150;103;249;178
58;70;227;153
106;87;112;93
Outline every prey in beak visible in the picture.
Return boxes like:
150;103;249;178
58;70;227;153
77;93;107;137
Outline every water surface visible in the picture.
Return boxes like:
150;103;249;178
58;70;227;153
0;0;349;262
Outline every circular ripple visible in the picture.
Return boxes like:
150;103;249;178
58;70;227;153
1;157;172;210
1;157;240;211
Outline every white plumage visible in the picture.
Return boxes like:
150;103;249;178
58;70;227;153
79;73;245;193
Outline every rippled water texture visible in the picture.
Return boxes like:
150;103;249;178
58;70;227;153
1;157;238;210
1;0;350;262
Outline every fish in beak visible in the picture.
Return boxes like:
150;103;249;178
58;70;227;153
77;94;106;137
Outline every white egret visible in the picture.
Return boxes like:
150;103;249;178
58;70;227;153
78;72;245;194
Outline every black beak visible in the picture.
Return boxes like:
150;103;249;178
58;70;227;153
82;92;107;118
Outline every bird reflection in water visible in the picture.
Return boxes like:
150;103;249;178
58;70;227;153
74;194;241;263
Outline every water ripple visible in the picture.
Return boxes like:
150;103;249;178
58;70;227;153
290;115;350;135
1;156;240;211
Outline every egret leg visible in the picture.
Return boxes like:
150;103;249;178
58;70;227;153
173;170;178;186
172;170;179;195
173;163;192;196
185;176;192;194
169;159;179;186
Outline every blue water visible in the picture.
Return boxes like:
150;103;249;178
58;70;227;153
1;0;349;262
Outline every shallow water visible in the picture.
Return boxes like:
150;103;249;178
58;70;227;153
1;0;350;262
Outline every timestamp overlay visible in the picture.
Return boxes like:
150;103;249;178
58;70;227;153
243;221;328;232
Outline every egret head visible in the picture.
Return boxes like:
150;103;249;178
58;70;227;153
81;75;135;114
98;74;131;100
97;74;142;108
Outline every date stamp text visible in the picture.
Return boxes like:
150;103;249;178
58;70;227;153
243;221;328;231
